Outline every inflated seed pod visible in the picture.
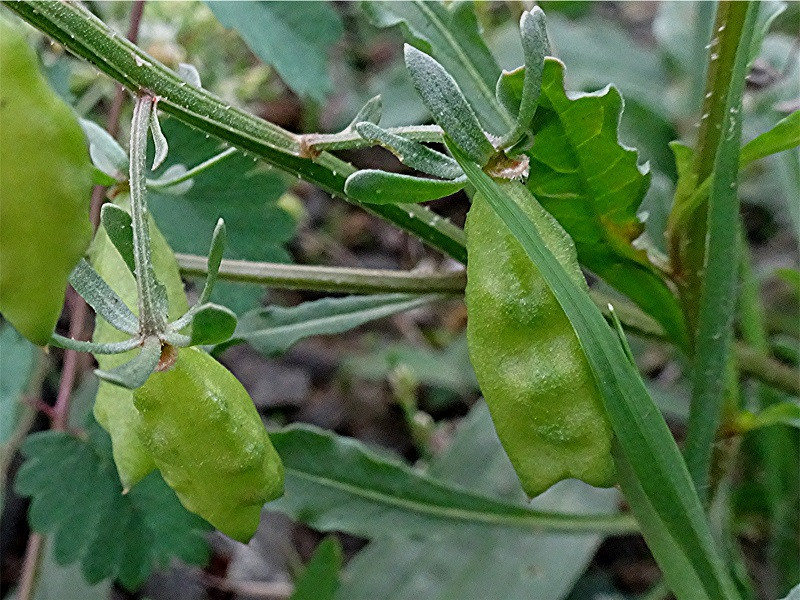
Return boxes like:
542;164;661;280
0;17;93;345
133;347;285;543
465;180;615;497
90;197;188;489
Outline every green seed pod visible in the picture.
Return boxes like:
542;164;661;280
133;347;285;542
465;180;615;497
91;196;188;489
0;18;93;345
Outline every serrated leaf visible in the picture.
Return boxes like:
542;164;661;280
15;423;210;590
267;424;635;539
100;204;135;274
525;58;687;348
80;118;128;179
345;170;465;205
404;45;495;166
147;119;295;315
205;0;343;102
337;402;619;600
290;537;343;600
226;294;440;357
188;303;237;346
363;0;511;134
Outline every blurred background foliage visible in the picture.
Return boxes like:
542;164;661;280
1;1;797;599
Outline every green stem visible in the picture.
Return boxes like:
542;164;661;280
177;254;800;396
147;146;236;189
4;0;466;263
683;0;758;505
301;125;444;152
129;94;165;334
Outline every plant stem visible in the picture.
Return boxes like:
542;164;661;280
301;125;444;152
176;253;466;296
177;253;800;396
670;1;751;339
3;0;467;264
129;94;166;334
683;0;758;504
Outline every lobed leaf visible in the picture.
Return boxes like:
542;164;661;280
525;58;687;348
15;423;210;590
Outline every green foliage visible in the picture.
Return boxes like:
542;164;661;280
337;402;619;600
267;424;633;538
15;424;210;590
0;325;37;446
226;294;440;357
205;1;343;102
0;17;93;345
147;119;296;314
345;170;465;204
290;537;343;600
526;58;687;348
465;180;615;496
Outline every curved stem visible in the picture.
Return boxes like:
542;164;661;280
147;147;236;189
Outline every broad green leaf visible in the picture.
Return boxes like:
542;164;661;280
226;294;442;357
15;423;210;591
404;45;495;166
345;170;465;205
363;0;512;134
0;18;93;346
187;303;237;346
267;425;636;539
338;402;619;600
449;141;738;600
739;110;800;165
290;537;343;600
147;119;296;315
205;1;343;102
525;58;687;349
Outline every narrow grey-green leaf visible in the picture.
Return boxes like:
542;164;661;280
177;62;202;88
199;218;226;305
740;110;800;166
348;95;382;129
80;118;128;178
345;170;465;205
404;45;495;166
95;336;161;390
100;203;135;274
290;537;343;600
188;303;237;346
49;334;140;355
268;424;636;538
500;8;548;148
448;140;738;600
355;121;462;179
779;584;800;600
228;294;440;357
149;109;168;171
69;259;139;335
